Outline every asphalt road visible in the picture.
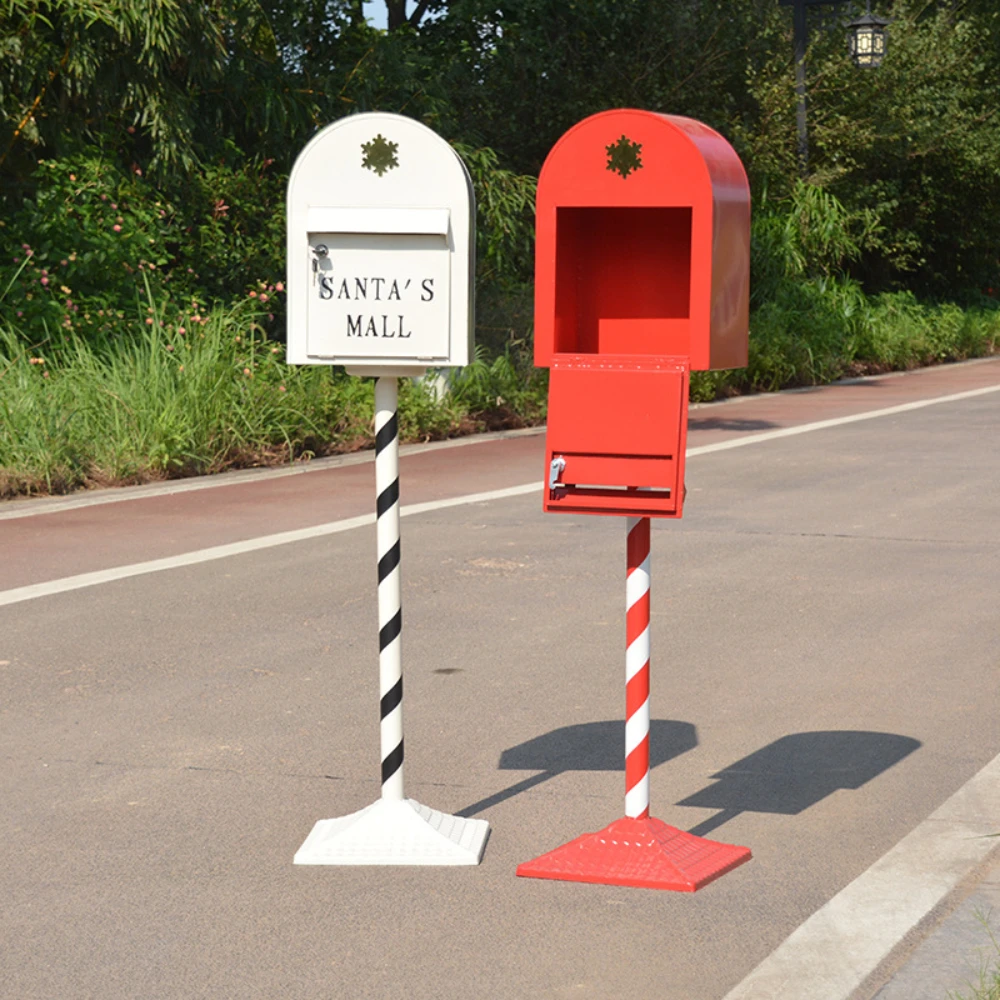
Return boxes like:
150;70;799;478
2;361;999;999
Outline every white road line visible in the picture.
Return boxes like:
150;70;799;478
0;381;998;611
686;382;1000;458
0;485;539;609
721;752;1000;1000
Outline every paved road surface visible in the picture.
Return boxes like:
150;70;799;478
2;360;999;999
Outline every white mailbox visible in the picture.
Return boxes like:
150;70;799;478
287;113;475;374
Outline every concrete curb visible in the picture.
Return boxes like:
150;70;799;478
870;857;1000;999
722;754;1000;1000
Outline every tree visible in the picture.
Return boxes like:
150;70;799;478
0;1;283;178
743;0;1000;293
418;0;781;174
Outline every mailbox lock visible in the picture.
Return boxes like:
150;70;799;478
311;243;329;273
549;456;567;491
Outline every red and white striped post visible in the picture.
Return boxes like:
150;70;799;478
517;513;752;891
625;516;651;820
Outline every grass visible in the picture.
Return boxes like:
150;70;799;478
1;277;997;498
690;281;1000;402
951;969;1000;1000
948;911;1000;1000
0;292;547;498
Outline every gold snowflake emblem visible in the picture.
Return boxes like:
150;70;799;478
361;134;399;176
606;134;643;179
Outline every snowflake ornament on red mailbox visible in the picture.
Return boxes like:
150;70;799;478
520;110;752;892
535;109;750;518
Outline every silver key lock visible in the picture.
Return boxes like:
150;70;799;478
311;243;329;273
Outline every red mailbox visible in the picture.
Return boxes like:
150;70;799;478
517;111;753;893
535;109;750;518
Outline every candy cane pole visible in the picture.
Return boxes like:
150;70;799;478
625;516;651;819
375;375;404;801
517;511;751;888
293;372;490;865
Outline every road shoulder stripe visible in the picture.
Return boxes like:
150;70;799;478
1;384;999;609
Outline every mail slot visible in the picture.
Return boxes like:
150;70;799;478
535;110;750;518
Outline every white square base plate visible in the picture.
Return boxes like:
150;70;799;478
294;797;489;866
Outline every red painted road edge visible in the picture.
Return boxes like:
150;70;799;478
1;358;999;593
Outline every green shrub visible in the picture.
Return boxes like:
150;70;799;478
448;345;548;430
0;138;533;354
0;293;349;496
0;146;287;344
693;283;998;402
751;180;884;305
0;153;179;340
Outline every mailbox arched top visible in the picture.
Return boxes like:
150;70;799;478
534;109;750;373
288;112;474;215
538;109;748;208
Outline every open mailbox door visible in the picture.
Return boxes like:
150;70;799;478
546;355;689;517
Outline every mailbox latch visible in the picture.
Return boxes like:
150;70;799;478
311;243;329;273
549;456;567;491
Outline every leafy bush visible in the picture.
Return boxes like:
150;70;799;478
0;134;534;355
170;145;288;307
448;344;548;430
454;143;537;287
0;153;180;339
859;294;999;369
751;180;884;305
690;281;999;402
0;146;287;343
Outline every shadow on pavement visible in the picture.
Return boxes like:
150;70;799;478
687;416;780;433
457;719;697;818
678;730;921;836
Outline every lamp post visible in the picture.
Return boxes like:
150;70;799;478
779;0;890;172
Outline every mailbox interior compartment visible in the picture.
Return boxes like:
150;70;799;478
554;207;692;358
544;355;689;518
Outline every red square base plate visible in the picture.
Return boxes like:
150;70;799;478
516;816;751;892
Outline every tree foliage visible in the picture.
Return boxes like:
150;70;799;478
742;0;1000;293
1;0;998;346
421;0;782;174
0;1;287;176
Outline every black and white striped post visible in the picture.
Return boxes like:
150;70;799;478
375;376;404;801
294;374;490;866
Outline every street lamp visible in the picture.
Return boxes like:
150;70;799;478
847;3;890;68
779;0;890;171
